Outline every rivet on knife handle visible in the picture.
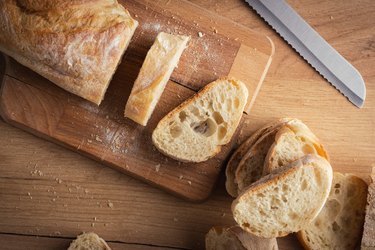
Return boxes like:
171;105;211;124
245;0;366;108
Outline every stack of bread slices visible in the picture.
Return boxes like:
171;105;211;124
206;118;368;250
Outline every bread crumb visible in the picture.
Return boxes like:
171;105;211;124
222;213;226;217
173;217;178;222
198;31;204;38
330;15;334;20
94;217;97;221
155;164;161;172
179;175;183;180
188;180;192;185
91;223;95;227
52;198;56;202
54;231;61;235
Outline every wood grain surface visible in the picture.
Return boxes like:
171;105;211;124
0;0;374;249
0;0;273;202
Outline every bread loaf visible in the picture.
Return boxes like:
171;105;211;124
68;232;111;250
361;167;375;250
264;119;329;174
205;226;278;250
232;155;333;238
0;0;138;105
152;77;248;162
124;32;190;126
298;172;367;250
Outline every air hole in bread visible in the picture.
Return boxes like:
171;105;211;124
288;212;298;220
314;219;321;227
282;184;289;192
218;126;227;141
170;125;182;138
191;118;216;137
334;183;341;188
277;158;283;167
257;193;265;198
314;169;322;185
335;189;340;194
226;100;232;112
234;98;240;108
271;206;278;210
242;222;250;228
282;195;288;203
212;112;224;124
301;179;308;191
332;221;341;232
179;111;187;122
191;106;201;118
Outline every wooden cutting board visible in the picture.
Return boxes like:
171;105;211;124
0;0;273;201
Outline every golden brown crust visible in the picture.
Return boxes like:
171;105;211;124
0;0;138;105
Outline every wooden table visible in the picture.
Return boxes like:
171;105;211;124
1;0;374;249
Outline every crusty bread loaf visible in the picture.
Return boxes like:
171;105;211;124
361;167;375;250
232;155;333;238
68;232;111;250
0;0;138;105
264;119;329;174
124;32;190;126
297;172;367;250
234;119;295;193
205;226;278;250
225;118;292;197
152;77;248;162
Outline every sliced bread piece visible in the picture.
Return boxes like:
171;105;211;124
361;167;375;250
124;32;190;126
205;226;278;250
264;119;329;174
225;118;292;197
152;77;248;162
297;172;368;250
68;232;111;250
234;118;297;193
232;155;333;238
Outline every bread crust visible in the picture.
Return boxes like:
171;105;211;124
0;0;138;105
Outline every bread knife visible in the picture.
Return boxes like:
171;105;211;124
245;0;366;108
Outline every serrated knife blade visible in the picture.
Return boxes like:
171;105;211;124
245;0;366;108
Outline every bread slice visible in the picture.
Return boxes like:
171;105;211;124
297;172;367;250
225;118;292;197
205;226;278;250
232;155;333;238
68;232;111;250
0;1;138;105
152;77;248;162
234;119;296;193
264;119;329;174
361;167;375;250
124;32;190;126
